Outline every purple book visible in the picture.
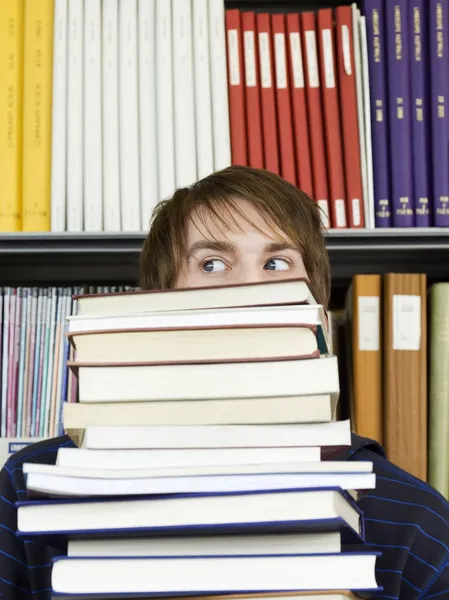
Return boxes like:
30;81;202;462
363;0;391;227
410;0;432;226
386;0;414;226
430;0;449;226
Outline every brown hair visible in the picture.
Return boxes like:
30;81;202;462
140;165;330;308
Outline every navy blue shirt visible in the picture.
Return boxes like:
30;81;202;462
1;433;449;599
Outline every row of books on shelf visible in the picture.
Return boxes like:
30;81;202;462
1;0;448;234
1;274;449;501
17;277;380;598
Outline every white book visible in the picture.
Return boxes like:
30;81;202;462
24;469;374;497
82;418;349;449
102;0;121;231
0;438;44;467
83;0;103;231
138;0;158;230
67;0;84;231
351;4;368;229
119;0;141;230
49;553;378;596
156;0;175;198
50;0;68;232
208;0;231;170
18;488;361;536
56;446;322;469
359;15;375;229
68;532;341;557
172;0;197;187
192;0;214;178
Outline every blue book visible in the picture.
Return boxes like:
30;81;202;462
363;0;392;227
409;0;432;226
430;0;449;226
385;0;415;226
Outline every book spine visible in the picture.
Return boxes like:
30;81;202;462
272;13;297;186
364;0;391;227
317;8;347;228
430;0;449;225
302;11;330;228
386;0;414;226
335;6;365;228
0;0;24;232
225;9;247;166
410;0;432;226
256;13;280;174
242;12;264;169
286;13;313;197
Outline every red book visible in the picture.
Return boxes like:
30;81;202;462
271;14;297;186
256;13;280;174
335;6;365;228
301;11;330;227
317;8;348;229
225;9;247;166
242;12;264;169
286;13;314;197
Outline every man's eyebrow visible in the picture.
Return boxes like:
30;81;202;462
187;240;237;257
263;242;300;253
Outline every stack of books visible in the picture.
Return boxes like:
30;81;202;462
17;279;381;598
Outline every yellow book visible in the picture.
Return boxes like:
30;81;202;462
0;0;24;232
22;0;54;231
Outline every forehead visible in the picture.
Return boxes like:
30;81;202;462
185;198;292;245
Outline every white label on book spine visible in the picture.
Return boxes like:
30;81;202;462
259;32;271;88
358;296;380;351
317;199;329;227
274;33;287;88
393;295;421;351
335;199;347;227
305;30;319;88
243;30;256;87
342;25;352;75
228;29;240;86
322;29;335;88
352;198;362;226
289;32;304;88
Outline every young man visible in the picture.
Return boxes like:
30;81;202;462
1;165;449;599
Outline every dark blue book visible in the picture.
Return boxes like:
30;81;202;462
430;0;449;226
385;0;414;226
409;0;432;226
363;0;391;227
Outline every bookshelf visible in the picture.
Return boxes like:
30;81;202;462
2;230;449;307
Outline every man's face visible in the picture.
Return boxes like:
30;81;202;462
175;198;308;288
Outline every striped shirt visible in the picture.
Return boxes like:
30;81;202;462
0;434;449;599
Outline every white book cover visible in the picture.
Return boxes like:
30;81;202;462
84;0;103;231
172;0;197;187
102;0;121;231
192;0;214;178
50;0;68;232
351;3;368;229
156;0;175;199
359;16;375;229
138;0;158;230
208;0;231;170
119;0;141;230
67;0;84;231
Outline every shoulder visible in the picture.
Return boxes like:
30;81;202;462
0;436;73;599
347;435;449;598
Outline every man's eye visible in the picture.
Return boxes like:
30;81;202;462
264;258;290;271
202;259;227;273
